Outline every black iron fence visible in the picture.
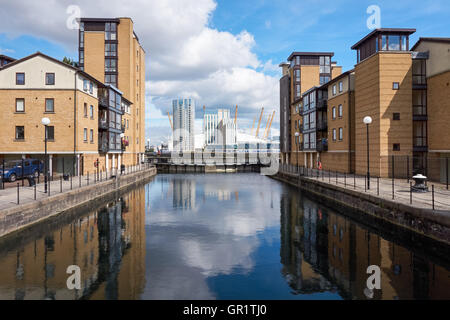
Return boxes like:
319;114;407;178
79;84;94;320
279;162;450;211
0;162;154;206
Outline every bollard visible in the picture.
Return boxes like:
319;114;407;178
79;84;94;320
87;172;89;186
377;177;379;196
432;185;435;211
354;173;356;190
60;176;62;193
17;183;19;204
70;175;73;190
344;172;347;187
392;175;395;200
446;158;449;190
336;171;338;185
100;171;102;182
410;181;413;205
48;177;51;196
22;158;24;187
79;173;81;188
34;183;36;200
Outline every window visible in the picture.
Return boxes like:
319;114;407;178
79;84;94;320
46;73;55;85
296;84;300;98
320;76;330;85
105;58;117;72
15;98;25;112
105;22;117;40
83;80;88;91
339;128;343;140
393;113;400;120
15;126;24;140
339;81;343;93
16;73;25;85
295;69;300;82
127;119;129;129
46;126;54;140
319;56;331;74
332;107;336;119
332;85;336;95
388;35;401;51
105;74;117;87
393;143;401;151
89;81;93;94
90;105;94;119
83;128;88;141
382;35;387;50
45;99;54;112
90;129;94;142
79;51;84;64
332;128;336;141
338;104;343;118
393;82;400;90
84;103;87;117
105;43;117;56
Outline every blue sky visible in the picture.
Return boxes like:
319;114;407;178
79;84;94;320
1;0;449;144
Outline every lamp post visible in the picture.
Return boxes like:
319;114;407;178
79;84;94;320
41;117;51;193
363;116;373;190
120;133;125;174
295;132;300;173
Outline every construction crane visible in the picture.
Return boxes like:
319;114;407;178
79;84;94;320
255;107;264;138
234;105;238;125
167;112;173;131
264;111;276;139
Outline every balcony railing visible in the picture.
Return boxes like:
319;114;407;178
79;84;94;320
413;105;427;117
317;120;328;131
99;119;108;130
99;143;108;153
317;100;327;110
316;139;328;152
99;96;109;107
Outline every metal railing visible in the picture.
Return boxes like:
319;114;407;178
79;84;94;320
278;161;450;211
0;162;155;207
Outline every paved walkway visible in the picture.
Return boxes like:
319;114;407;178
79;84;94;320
0;164;152;211
279;166;450;212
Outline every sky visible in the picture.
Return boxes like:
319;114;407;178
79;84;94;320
0;0;449;145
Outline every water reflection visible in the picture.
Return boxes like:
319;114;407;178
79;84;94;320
281;190;450;300
0;173;448;299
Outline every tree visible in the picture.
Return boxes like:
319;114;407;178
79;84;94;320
62;56;76;66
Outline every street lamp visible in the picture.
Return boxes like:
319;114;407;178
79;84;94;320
41;117;51;193
120;133;125;175
295;132;300;173
363;116;373;190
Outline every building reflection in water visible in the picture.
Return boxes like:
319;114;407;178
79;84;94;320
280;191;450;300
0;187;146;300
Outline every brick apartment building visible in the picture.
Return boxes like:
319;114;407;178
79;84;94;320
0;17;146;176
280;28;450;183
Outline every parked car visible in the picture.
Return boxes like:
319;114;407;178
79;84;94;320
0;159;44;182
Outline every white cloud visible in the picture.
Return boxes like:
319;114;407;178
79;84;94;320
0;0;280;144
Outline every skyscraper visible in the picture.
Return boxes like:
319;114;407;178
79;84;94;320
204;109;237;147
173;98;195;151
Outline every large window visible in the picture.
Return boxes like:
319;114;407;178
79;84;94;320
105;43;117;56
309;111;316;129
388;35;401;51
338;105;343;118
413;122;427;147
105;58;117;72
413;90;427;116
332;107;336;119
45;99;54;112
332;128;336;141
90;105;94;119
15;98;25;112
84;128;87;141
105;74;117;87
105;22;117;40
319;56;331;74
339;128;343;140
295;69;300;82
90;129;94;142
309;92;315;109
320;76;330;85
412;59;426;85
15;126;25;140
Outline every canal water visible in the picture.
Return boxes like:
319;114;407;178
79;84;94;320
0;173;448;300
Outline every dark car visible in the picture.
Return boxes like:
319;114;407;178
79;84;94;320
0;159;44;182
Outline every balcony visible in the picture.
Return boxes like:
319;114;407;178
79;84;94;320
316;139;328;152
317;100;327;110
412;75;427;89
99;96;109;108
413;105;427;121
413;137;428;152
99;143;108;153
317;120;328;131
99;119;108;130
